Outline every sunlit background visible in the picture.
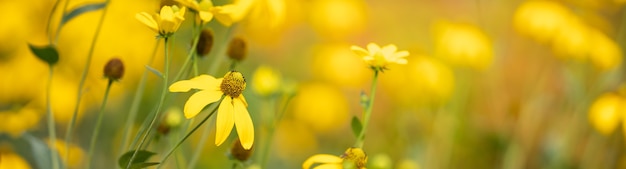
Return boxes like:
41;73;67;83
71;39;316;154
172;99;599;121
1;0;626;168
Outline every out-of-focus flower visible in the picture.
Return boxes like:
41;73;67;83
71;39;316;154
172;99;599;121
433;22;492;70
197;29;215;56
169;71;254;149
230;138;253;162
310;0;366;38
291;83;349;133
351;43;409;71
252;65;281;96
212;0;255;26
408;57;455;103
49;139;84;169
369;153;392;169
589;93;624;135
587;30;622;71
0;150;31;169
0;103;42;137
513;1;572;43
396;159;420;169
135;5;186;36
274;119;318;162
227;37;248;61
313;44;369;88
176;0;214;23
551;18;590;61
302;147;368;169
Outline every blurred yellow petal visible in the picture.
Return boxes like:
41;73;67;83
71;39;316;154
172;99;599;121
216;96;235;146
0;151;31;169
313;164;343;169
589;93;623;135
234;97;254;149
169;75;220;92
303;154;342;169
252;65;282;96
199;11;214;22
183;89;223;119
350;45;369;57
135;12;159;33
588;30;622;71
175;0;200;11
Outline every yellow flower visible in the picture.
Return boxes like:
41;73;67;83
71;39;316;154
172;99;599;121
0;150;31;169
212;0;255;26
135;5;186;36
350;43;409;71
175;0;214;23
252;65;282;96
291;83;349;133
433;21;493;70
303;147;368;169
513;1;572;43
0;103;42;137
169;71;254;149
589;93;625;135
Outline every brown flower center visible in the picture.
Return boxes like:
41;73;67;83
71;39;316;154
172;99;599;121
220;71;246;98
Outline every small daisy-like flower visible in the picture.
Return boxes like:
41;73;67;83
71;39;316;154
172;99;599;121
169;71;254;149
351;43;409;71
303;147;368;169
175;0;214;24
135;5;187;37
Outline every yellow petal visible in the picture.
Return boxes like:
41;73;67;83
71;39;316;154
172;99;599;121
381;44;398;56
394;51;410;58
238;94;248;107
302;154;343;169
350;46;369;57
366;43;381;54
234;97;254;149
183;90;223;119
169;75;219;92
213;5;237;26
313;164;343;169
160;6;175;21
589;93;623;135
199;11;214;22
175;0;200;11
215;97;235;146
135;12;159;33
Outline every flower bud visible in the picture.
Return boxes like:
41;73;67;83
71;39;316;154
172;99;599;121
104;58;124;81
196;29;214;57
227;37;247;61
230;139;253;162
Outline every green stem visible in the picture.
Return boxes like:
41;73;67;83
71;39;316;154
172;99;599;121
173;25;202;82
354;70;379;148
158;100;220;168
260;94;295;168
126;37;170;169
46;66;60;169
53;0;72;44
85;80;113;168
118;40;161;156
46;0;61;43
64;0;110;166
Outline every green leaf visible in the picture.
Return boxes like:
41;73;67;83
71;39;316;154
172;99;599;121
118;150;159;169
61;2;107;25
10;133;65;169
28;44;59;65
145;65;163;78
351;116;362;138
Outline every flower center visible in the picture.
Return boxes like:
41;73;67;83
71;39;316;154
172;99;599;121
220;71;247;98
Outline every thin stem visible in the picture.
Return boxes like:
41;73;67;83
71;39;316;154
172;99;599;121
85;80;113;168
53;0;72;44
64;0;110;165
46;0;61;43
118;40;161;156
173;25;202;82
46;66;60;169
126;37;170;169
354;70;379;148
158;101;220;168
260;94;295;168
